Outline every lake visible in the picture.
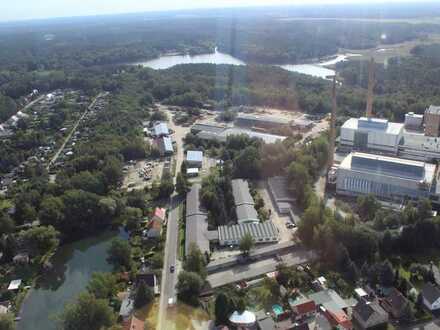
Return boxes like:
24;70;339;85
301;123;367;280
17;229;128;330
135;48;359;79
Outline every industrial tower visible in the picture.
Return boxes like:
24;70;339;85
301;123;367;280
366;57;375;118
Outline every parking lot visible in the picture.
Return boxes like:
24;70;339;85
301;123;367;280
122;160;164;191
256;181;297;243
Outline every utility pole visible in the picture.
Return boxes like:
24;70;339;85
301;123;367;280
366;57;375;118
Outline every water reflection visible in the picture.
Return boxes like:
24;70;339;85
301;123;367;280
17;229;127;330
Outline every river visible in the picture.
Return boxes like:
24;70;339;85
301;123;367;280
17;229;128;330
134;48;360;79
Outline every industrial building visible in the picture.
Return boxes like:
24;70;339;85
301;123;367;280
217;221;279;246
156;136;173;156
336;152;437;201
339;106;440;162
235;113;291;129
232;179;260;224
267;176;295;214
185;184;211;256
340;117;403;154
196;126;286;144
153;122;169;137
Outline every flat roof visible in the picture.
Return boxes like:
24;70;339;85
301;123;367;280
340;152;436;182
162;136;173;152
186;150;203;162
218;221;279;242
342;117;403;136
236;113;291;125
154;122;169;136
185;184;210;255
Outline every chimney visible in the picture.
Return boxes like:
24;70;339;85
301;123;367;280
328;75;337;170
366;57;375;118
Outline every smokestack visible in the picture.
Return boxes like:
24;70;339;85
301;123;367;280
328;75;337;170
366;57;375;118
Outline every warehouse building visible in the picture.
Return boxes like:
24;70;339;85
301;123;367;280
156;136;174;156
336;152;437;201
185;184;211;256
196;127;286;144
153;122;169;137
217;221;279;246
235;113;291;129
232;179;260;224
267;176;295;214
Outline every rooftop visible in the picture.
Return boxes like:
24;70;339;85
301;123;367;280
236;204;260;223
218;221;279;242
232;179;255;206
236;113;291;125
422;282;440;305
186;150;203;163
340;152;436;182
342;117;403;136
153;122;169;136
426;105;440;115
185;184;210;255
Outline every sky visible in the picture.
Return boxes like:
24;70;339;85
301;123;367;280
0;0;427;22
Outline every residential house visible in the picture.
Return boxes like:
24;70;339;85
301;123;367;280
145;219;162;239
153;207;166;223
123;315;144;330
288;295;316;321
421;283;440;311
119;296;134;320
380;288;410;320
309;289;352;330
136;266;160;295
352;300;388;329
255;310;275;330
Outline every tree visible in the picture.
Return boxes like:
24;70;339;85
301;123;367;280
59;292;115;330
158;173;174;199
233;146;261;179
0;314;15;330
0;213;15;234
379;261;395;287
417;198;432;221
107;238;131;270
87;272;117;300
176;173;189;196
276;263;293;287
176;271;204;306
21;225;59;258
184;244;207;279
134;281;154;309
357;194;380;222
239;233;255;256
287;162;310;203
215;293;232;325
38;196;65;228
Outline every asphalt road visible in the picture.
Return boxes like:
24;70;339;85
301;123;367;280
207;248;316;288
157;195;182;330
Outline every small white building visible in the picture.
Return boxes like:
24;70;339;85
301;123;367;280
186;150;203;168
421;283;440;311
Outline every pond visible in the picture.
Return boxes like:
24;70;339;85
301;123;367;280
17;228;128;330
134;47;359;79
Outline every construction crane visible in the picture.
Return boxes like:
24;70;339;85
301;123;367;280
366;57;375;118
328;75;337;171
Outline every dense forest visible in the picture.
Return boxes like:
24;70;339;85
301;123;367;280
337;43;440;121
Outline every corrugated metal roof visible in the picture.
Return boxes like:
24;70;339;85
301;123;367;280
218;221;279;242
236;113;291;125
232;179;255;206
162;136;173;152
185;184;210;255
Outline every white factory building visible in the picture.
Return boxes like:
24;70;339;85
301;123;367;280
339;106;440;162
336;152;438;201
